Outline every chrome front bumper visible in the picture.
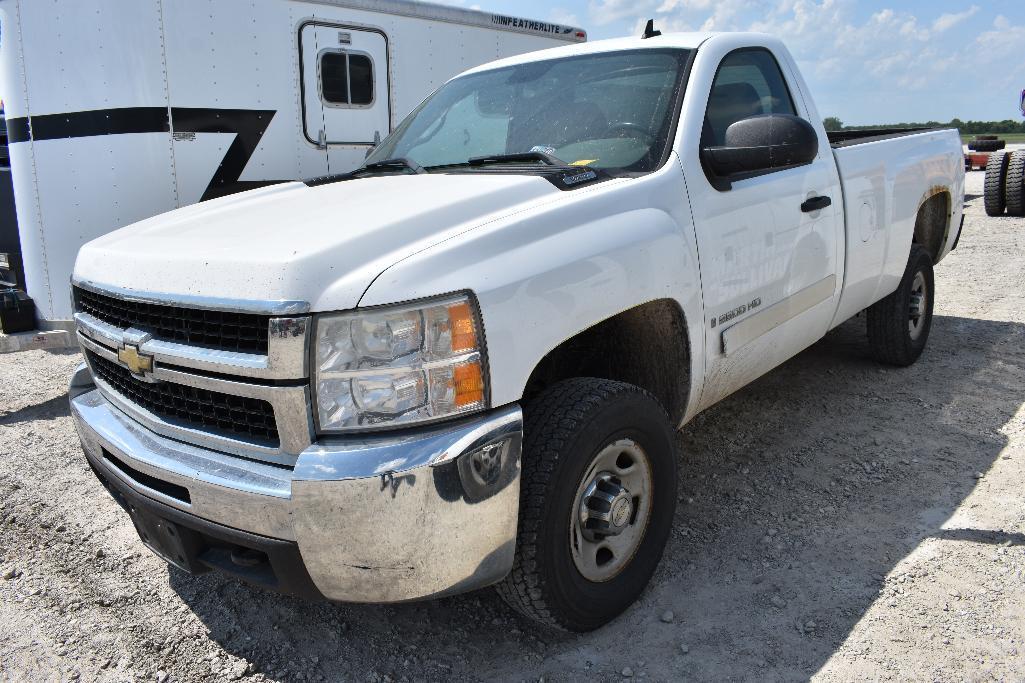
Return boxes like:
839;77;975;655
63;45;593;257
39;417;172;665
70;365;522;603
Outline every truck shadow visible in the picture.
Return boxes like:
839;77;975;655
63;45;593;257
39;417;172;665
0;349;79;425
0;393;71;425
168;313;1025;681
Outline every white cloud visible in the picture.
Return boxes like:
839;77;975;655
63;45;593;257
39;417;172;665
932;6;979;33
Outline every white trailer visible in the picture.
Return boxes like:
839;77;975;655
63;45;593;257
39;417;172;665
0;0;585;334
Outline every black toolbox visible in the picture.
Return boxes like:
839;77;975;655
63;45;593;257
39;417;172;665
0;287;35;333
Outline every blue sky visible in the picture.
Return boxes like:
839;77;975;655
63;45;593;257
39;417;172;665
439;0;1025;125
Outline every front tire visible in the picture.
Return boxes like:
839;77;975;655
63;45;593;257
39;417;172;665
496;378;677;632
866;244;935;366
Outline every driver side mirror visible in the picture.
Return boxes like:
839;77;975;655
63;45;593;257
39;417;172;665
701;114;818;189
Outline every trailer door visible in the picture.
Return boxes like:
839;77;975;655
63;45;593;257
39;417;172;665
300;23;390;150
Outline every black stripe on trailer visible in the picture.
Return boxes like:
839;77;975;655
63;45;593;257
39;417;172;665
5;107;279;201
171;108;277;201
7;117;32;144
8;107;170;142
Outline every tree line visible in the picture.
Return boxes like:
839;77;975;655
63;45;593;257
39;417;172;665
823;116;1025;134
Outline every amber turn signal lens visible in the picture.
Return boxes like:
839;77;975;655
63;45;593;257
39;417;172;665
454;361;485;407
448;301;478;353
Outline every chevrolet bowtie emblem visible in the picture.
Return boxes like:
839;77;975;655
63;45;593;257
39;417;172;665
118;344;154;375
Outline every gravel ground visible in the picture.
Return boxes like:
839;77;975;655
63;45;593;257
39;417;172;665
2;169;1025;682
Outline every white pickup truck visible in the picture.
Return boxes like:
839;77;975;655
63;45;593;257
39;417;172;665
69;31;964;631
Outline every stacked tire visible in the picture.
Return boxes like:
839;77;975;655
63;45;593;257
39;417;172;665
969;137;1006;152
984;150;1025;217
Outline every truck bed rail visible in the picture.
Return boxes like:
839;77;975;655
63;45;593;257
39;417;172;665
828;127;944;148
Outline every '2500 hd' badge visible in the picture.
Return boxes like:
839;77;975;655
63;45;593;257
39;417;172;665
710;298;762;328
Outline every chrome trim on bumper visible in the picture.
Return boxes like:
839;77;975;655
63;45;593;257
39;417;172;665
72;386;523;603
292;405;522;602
72;389;296;539
296;404;521;479
78;332;313;465
69;362;95;401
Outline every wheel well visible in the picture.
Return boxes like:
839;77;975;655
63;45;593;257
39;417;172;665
521;299;690;425
914;190;951;263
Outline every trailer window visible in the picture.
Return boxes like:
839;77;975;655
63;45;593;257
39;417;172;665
321;53;349;104
320;51;374;107
349;54;373;105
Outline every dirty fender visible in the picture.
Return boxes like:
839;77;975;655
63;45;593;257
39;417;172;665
358;165;707;413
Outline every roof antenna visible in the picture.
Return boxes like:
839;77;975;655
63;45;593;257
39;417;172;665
642;19;661;39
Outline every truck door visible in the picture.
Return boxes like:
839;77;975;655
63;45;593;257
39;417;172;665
300;23;390;172
686;47;844;409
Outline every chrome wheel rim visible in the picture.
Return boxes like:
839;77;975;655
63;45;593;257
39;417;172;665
908;271;928;341
569;439;653;582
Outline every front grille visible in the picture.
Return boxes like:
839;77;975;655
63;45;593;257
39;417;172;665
75;286;270;354
86;350;279;445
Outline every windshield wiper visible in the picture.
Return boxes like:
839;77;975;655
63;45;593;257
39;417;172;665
423;151;573;173
466;151;568;167
304;157;427;188
352;158;426;176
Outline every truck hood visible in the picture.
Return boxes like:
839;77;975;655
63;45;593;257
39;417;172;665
74;174;561;312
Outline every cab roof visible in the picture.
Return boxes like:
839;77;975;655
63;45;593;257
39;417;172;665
460;33;710;76
459;32;778;78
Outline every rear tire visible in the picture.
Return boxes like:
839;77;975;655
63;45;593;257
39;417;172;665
866;245;934;367
496;378;677;632
984;152;1010;216
1005;151;1025;217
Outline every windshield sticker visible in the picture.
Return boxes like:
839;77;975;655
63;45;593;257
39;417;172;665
571;159;598;166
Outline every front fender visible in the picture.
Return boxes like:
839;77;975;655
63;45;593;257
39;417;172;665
359;165;705;417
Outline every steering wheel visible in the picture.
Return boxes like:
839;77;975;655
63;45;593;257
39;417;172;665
607;122;657;146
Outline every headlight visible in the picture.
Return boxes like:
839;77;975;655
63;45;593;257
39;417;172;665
313;293;487;432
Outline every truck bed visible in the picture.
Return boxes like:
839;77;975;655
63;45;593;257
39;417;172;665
828;127;964;328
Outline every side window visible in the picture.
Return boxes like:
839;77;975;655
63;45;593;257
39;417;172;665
320;51;375;107
703;49;797;147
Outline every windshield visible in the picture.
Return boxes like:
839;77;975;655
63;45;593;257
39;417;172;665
366;49;691;176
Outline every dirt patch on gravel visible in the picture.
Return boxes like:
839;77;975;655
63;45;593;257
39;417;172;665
3;170;1025;681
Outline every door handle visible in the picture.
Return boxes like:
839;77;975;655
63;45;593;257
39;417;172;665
801;195;831;213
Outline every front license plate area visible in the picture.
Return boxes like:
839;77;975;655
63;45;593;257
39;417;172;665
125;505;204;573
